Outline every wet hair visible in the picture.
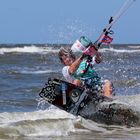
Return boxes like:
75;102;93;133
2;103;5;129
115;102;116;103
58;47;76;64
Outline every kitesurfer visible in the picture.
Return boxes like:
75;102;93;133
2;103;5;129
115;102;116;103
58;45;114;97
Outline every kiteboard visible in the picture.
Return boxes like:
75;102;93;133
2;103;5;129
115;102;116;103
39;78;139;126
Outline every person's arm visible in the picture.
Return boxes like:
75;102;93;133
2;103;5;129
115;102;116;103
68;55;84;74
82;45;102;64
62;66;82;86
95;51;102;64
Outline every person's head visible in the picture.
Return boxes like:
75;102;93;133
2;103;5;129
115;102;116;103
58;47;76;66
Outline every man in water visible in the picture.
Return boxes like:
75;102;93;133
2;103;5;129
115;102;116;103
58;45;114;97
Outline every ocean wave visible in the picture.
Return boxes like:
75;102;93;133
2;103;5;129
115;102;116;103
0;101;139;138
0;107;117;138
6;69;61;75
0;109;79;137
100;47;140;53
0;66;61;75
116;94;140;112
128;45;140;49
0;45;59;54
0;45;140;55
20;69;61;74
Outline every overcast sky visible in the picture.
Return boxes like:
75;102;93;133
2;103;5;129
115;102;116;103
0;0;139;44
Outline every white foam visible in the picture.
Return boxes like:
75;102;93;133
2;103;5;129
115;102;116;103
0;97;139;138
0;45;59;54
115;94;140;112
3;66;61;75
0;45;140;55
0;109;79;137
20;69;60;74
100;47;140;53
0;108;75;124
128;45;140;49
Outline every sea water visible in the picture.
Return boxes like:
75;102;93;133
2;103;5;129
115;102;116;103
0;44;140;140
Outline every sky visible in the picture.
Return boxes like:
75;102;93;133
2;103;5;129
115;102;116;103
0;0;139;44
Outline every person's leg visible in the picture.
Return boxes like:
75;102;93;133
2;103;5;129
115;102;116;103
103;80;115;97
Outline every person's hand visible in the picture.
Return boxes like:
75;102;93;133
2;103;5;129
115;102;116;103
95;52;102;64
73;79;81;86
83;46;97;57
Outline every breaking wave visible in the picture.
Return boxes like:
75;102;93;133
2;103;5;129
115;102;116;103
0;45;140;55
0;45;59;55
0;102;139;138
100;47;140;53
